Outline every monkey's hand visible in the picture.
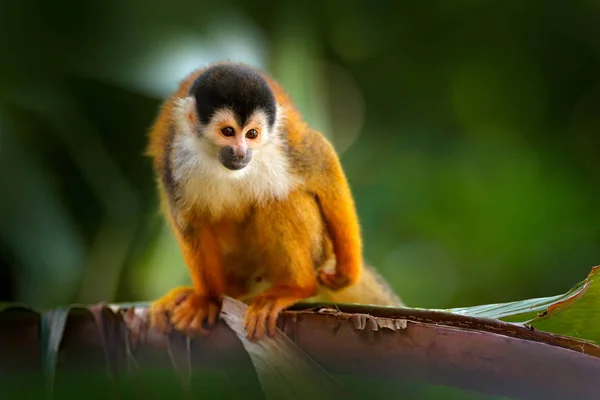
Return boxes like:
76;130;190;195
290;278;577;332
149;286;193;333
317;270;353;291
149;286;221;336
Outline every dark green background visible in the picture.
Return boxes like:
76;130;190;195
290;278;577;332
0;0;598;312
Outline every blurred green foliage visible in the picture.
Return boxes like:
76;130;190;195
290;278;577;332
0;0;598;312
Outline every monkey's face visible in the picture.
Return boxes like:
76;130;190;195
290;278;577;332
203;107;272;171
176;94;278;174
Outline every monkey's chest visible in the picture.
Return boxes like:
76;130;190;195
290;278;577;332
211;219;245;255
211;218;267;276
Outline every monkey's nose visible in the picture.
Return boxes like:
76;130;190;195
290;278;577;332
233;147;247;160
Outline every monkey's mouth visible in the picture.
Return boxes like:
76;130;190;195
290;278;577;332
221;159;250;171
219;147;253;171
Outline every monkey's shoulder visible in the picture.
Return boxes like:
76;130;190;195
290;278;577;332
284;128;339;177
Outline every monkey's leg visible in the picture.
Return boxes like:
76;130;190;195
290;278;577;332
244;288;317;341
243;244;318;341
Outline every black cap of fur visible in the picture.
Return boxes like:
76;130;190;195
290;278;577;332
189;63;277;128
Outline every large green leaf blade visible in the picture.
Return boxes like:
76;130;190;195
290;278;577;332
446;293;570;322
529;266;600;344
447;266;600;343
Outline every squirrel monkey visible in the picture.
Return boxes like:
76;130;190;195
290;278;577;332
146;61;402;341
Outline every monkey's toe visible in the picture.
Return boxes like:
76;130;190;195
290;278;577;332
244;301;269;341
244;296;293;341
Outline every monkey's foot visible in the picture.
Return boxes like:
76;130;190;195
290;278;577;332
244;296;298;341
317;270;352;291
171;291;221;336
148;287;221;336
149;286;195;334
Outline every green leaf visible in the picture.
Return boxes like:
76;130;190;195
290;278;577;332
528;266;600;344
40;308;71;398
447;266;600;343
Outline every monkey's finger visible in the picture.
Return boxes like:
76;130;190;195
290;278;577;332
172;303;197;328
172;312;195;331
173;288;194;307
318;271;334;285
187;308;204;330
206;302;220;326
188;312;210;336
318;271;349;290
149;298;173;329
317;270;332;285
149;309;171;334
159;286;194;309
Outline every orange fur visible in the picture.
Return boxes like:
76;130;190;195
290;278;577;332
146;61;401;341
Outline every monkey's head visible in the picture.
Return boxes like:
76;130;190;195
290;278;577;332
177;63;279;172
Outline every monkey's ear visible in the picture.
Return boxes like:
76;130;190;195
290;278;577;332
175;96;199;135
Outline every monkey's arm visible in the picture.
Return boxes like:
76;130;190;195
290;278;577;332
149;221;225;335
310;136;363;290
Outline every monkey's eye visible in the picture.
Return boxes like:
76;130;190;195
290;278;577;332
246;129;258;139
221;127;235;137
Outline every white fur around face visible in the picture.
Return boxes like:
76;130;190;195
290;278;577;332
170;102;301;219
